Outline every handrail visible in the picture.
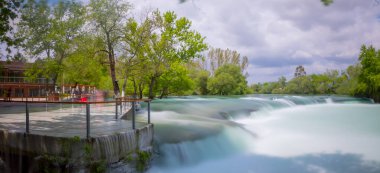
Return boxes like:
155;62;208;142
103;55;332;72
0;97;152;139
0;76;52;84
0;98;151;104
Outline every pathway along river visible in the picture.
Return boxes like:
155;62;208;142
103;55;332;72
135;95;380;173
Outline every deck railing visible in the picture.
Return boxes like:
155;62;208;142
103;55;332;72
0;76;52;84
0;98;152;139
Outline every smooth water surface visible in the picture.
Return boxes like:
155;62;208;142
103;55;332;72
136;95;380;173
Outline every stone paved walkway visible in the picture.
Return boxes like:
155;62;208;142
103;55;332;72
0;103;146;138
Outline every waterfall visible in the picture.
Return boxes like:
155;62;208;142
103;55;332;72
273;98;297;106
147;95;380;173
92;124;154;163
155;127;254;167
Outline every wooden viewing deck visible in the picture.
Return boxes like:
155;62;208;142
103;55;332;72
0;98;152;139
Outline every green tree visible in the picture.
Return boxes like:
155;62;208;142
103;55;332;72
309;70;339;94
144;10;207;99
194;69;210;95
294;65;306;78
271;76;287;94
321;0;333;6
208;64;247;95
157;62;194;98
285;76;314;94
17;0;50;58
310;74;329;94
207;47;249;75
0;0;22;48
278;76;287;89
120;16;153;98
336;63;361;95
19;0;85;86
61;35;109;87
250;83;262;94
260;82;277;94
355;45;380;102
87;0;132;96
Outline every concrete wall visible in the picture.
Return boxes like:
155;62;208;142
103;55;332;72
0;124;154;172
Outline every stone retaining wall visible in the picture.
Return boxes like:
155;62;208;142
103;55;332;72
0;124;154;172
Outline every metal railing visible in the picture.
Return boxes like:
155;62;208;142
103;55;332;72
0;98;152;139
0;76;52;84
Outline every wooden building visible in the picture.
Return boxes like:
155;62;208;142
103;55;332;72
0;61;54;100
1;61;97;101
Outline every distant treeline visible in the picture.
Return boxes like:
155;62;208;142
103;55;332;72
250;45;380;102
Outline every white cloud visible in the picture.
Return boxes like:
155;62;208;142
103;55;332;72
125;0;380;83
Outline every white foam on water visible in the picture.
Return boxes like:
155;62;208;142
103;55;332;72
236;104;380;162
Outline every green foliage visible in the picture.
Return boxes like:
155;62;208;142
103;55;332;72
355;45;380;102
189;47;250;96
60;136;81;158
253;66;355;95
24;58;58;82
336;64;360;95
250;46;380;102
89;160;107;173
321;0;333;6
84;142;93;159
142;10;207;98
136;150;151;172
123;153;134;163
0;0;22;47
250;83;262;94
12;0;247;98
97;75;113;91
36;136;82;172
63;48;108;86
38;153;66;173
157;62;195;98
18;0;85;85
207;47;249;74
208;73;235;95
83;141;107;173
194;69;210;95
87;0;133;95
208;64;247;95
294;65;306;78
119;16;153;97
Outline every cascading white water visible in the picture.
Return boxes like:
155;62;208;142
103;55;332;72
137;95;380;173
92;124;154;164
156;127;254;167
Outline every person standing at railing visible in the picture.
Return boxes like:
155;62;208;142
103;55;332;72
2;89;7;101
6;88;11;101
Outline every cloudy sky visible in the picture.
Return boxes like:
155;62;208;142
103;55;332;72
3;0;379;84
125;0;380;84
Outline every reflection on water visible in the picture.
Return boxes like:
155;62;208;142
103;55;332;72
136;95;380;173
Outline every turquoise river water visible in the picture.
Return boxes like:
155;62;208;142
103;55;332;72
135;95;380;173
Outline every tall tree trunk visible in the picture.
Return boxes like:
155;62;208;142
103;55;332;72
51;53;65;92
159;87;168;99
132;78;137;97
138;82;143;99
148;77;156;99
107;33;120;96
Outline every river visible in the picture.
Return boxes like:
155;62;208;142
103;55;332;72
135;95;380;173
